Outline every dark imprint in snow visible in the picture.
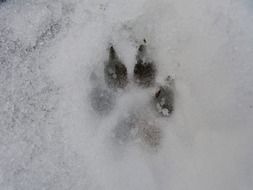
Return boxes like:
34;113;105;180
89;41;175;148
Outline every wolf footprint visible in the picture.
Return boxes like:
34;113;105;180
89;41;175;147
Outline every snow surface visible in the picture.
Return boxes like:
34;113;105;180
0;0;253;189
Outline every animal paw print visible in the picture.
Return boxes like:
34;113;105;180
89;40;175;148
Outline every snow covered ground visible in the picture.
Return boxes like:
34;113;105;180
0;0;253;189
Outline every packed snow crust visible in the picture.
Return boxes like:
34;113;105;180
0;0;253;190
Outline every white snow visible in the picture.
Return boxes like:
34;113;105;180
0;0;253;190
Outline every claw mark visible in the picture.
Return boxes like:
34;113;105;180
104;46;128;89
154;76;175;116
134;41;156;87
